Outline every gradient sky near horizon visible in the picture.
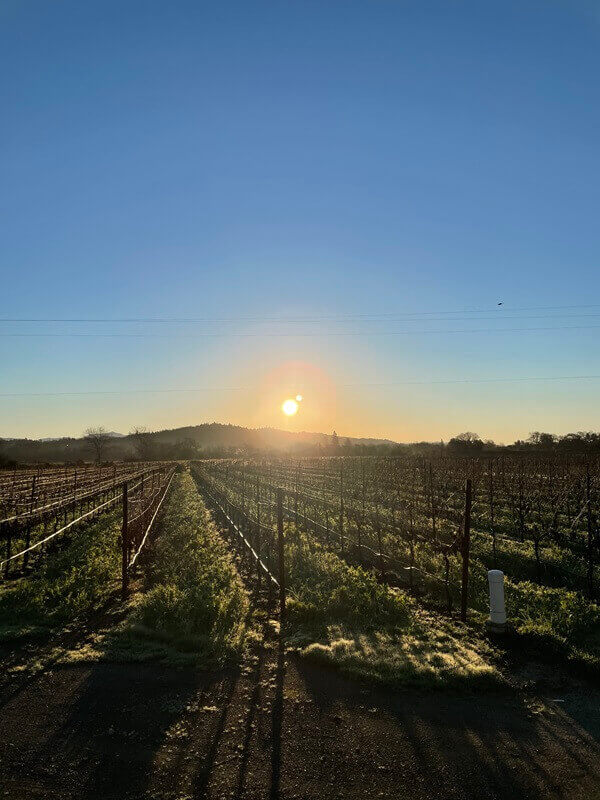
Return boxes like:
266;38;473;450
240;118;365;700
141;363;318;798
2;0;600;444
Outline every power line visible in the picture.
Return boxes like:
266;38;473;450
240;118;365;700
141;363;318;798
2;324;600;337
3;313;600;326
2;303;600;323
1;374;600;398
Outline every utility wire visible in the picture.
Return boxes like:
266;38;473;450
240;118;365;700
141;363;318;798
2;324;600;337
2;374;600;398
3;313;600;326
2;303;600;323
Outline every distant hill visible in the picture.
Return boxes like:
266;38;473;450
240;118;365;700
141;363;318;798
0;423;397;463
147;423;395;450
38;432;125;442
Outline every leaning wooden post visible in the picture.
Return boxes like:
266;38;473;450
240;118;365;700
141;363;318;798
294;464;299;527
277;488;286;618
460;478;472;622
339;461;345;558
241;462;246;516
23;473;37;569
121;482;129;599
586;464;594;598
3;522;11;578
256;476;262;589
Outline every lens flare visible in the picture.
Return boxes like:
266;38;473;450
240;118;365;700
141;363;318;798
296;394;303;402
282;398;299;416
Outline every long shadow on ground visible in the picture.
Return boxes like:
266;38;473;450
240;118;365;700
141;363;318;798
293;656;600;800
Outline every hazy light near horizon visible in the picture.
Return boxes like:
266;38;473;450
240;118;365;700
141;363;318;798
282;398;299;416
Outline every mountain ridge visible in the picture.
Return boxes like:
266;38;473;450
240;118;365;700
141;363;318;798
0;422;397;463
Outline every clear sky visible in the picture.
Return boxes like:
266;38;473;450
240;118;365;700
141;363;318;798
2;0;600;443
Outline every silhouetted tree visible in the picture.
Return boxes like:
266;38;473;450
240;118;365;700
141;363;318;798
129;426;156;460
447;432;484;454
83;426;111;462
527;432;556;450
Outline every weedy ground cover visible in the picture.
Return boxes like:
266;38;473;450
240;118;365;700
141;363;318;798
0;509;122;642
129;471;249;661
282;534;499;687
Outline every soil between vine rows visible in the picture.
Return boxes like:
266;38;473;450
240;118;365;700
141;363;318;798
1;643;600;800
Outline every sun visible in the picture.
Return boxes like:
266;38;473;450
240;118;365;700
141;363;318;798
282;398;299;416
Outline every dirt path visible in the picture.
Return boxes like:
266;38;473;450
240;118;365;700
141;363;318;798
1;618;600;800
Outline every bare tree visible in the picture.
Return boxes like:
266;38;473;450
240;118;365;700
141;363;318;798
83;426;111;462
129;426;156;461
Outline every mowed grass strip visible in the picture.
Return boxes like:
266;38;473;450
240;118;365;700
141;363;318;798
128;471;249;661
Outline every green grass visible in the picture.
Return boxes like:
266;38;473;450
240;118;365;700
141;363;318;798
190;468;503;687
285;532;410;626
125;471;250;663
462;553;600;672
280;517;600;686
0;472;250;669
278;532;500;687
0;509;122;640
0;466;505;687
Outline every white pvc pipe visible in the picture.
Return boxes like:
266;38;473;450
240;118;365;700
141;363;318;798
488;569;506;625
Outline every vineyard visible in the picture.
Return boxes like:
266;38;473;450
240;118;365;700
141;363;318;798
2;455;600;799
0;462;176;587
191;454;600;666
2;453;600;675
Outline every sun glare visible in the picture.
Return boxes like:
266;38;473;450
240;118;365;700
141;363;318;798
282;398;299;416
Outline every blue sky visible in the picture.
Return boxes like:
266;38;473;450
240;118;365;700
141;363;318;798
2;0;600;442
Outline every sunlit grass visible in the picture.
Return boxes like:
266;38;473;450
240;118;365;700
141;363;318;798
122;471;250;663
294;607;500;688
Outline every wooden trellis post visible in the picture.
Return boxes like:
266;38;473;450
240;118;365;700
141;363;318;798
121;482;129;599
339;461;345;557
22;474;37;569
277;488;286;618
256;476;261;589
460;478;472;622
587;464;594;598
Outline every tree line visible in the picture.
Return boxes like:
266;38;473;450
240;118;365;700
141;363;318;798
3;425;600;466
